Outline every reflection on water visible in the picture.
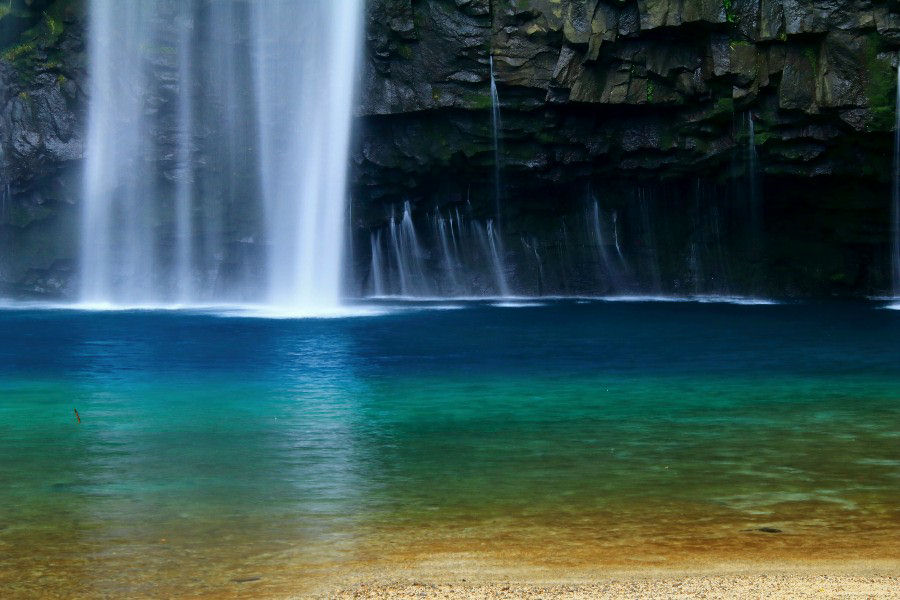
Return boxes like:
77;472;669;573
1;301;899;597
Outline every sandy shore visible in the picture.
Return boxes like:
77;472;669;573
323;574;900;599
306;558;900;599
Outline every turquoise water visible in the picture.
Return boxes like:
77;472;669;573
1;300;899;596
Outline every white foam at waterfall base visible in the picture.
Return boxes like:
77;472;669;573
491;302;546;308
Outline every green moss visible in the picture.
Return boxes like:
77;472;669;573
729;40;752;50
464;92;493;111
868;106;894;132
754;131;773;146
722;0;736;23
2;41;35;62
1;0;76;85
646;79;655;103
713;97;734;116
397;44;413;60
803;46;817;71
44;12;62;37
863;33;894;132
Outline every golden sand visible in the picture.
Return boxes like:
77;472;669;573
322;574;900;599
308;555;900;599
4;519;898;598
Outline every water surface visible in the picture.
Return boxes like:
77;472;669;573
1;300;898;597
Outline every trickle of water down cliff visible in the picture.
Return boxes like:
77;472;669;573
79;0;362;310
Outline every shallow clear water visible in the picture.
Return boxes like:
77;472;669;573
1;300;898;597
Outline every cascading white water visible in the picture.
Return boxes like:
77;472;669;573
892;62;900;296
612;211;625;262
252;1;362;310
490;55;502;225
388;213;409;295
748;113;758;205
747;111;762;251
366;203;515;298
399;201;429;295
588;199;624;291
81;1;158;304
80;1;362;309
486;220;511;296
369;231;385;297
435;214;461;293
174;3;194;303
522;236;544;293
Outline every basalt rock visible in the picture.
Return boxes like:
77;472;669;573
355;0;899;198
1;0;85;297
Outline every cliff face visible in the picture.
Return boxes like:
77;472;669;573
353;0;900;296
356;0;898;190
0;0;85;295
2;0;899;298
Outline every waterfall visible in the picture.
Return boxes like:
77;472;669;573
369;231;385;297
490;55;502;225
588;199;624;291
81;2;158;303
485;220;511;296
435;214;461;294
0;179;8;226
252;1;361;310
79;0;362;309
892;62;900;296
748;112;759;208
747;111;762;252
399;201;429;295
174;4;194;302
383;203;431;297
522;236;545;295
367;204;517;298
388;213;410;296
612;211;625;263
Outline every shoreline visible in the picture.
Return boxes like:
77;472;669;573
311;559;900;599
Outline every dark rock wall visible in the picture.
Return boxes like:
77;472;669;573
357;0;898;188
353;0;900;296
1;0;899;297
0;0;84;295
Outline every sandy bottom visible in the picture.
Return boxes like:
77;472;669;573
5;527;899;598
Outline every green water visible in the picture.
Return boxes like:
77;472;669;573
1;300;898;596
